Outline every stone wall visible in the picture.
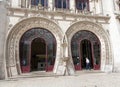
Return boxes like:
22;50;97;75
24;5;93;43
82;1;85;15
0;1;8;79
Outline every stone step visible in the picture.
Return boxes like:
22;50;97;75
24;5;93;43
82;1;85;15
75;70;103;75
8;70;103;80
8;71;60;80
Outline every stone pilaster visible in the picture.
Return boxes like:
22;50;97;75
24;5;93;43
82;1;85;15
102;0;120;72
48;0;53;11
0;1;8;79
70;0;75;13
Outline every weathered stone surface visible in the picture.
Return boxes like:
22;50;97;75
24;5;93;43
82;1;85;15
0;72;120;87
0;1;7;79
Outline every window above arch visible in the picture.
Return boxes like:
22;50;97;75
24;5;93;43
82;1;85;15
31;0;48;7
75;0;89;11
55;0;69;9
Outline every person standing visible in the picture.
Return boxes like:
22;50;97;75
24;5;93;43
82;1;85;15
86;57;90;70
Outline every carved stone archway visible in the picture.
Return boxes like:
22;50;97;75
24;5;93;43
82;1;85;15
6;17;64;77
66;21;113;72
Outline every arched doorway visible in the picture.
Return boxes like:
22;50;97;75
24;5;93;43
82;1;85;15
71;30;101;70
19;28;56;73
6;17;65;77
31;38;46;71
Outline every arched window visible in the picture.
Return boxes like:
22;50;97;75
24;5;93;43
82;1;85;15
31;0;48;7
55;0;69;9
75;0;89;11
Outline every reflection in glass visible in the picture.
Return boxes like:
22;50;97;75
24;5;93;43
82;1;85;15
75;0;89;11
55;0;69;9
31;0;48;7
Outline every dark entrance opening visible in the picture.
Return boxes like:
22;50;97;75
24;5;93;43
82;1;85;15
80;39;93;69
31;38;46;71
19;28;56;73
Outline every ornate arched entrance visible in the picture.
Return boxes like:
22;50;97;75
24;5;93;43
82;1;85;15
19;28;56;73
66;21;113;72
71;30;100;70
6;17;64;77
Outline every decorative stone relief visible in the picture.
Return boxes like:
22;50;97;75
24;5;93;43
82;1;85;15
9;38;15;66
8;24;13;30
6;17;64;76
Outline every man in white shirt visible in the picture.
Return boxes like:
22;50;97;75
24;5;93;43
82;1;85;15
86;57;90;70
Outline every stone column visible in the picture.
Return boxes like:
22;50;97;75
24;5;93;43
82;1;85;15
70;0;75;13
26;0;29;8
48;0;53;11
28;0;31;9
61;36;75;75
0;1;8;79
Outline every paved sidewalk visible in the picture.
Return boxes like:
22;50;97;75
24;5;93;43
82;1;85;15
0;72;120;87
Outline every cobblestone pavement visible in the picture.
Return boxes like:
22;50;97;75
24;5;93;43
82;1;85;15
0;71;120;87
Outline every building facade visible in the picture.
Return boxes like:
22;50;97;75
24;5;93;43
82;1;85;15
0;0;120;79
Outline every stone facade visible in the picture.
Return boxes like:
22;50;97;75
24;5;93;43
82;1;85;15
0;0;120;79
0;0;8;79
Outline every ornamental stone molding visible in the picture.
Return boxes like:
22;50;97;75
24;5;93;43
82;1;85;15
6;17;64;76
8;7;110;25
66;21;113;72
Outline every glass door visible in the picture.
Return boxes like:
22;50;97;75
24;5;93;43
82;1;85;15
71;30;101;70
19;28;56;73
